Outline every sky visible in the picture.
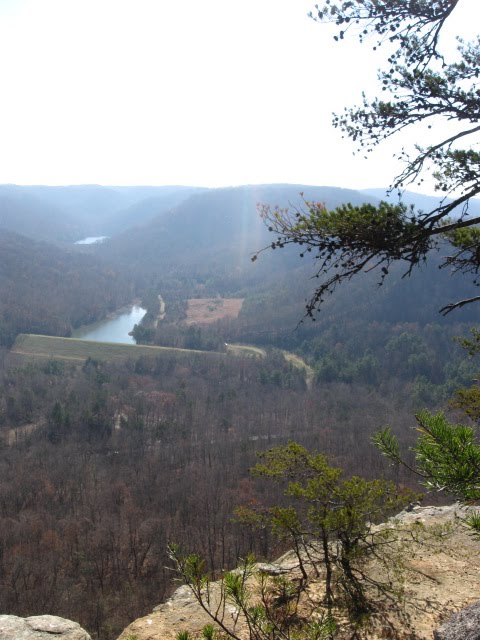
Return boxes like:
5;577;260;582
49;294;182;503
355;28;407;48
0;0;478;192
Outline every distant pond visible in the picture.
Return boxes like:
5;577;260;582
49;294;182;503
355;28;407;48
71;305;147;344
74;236;108;245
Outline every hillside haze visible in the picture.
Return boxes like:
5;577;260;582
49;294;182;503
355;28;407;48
0;184;205;242
362;187;480;219
100;184;381;269
2;182;479;342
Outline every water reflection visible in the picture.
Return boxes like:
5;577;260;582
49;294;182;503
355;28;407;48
72;305;146;344
74;236;108;245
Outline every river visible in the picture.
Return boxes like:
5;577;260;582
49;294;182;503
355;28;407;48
71;304;147;344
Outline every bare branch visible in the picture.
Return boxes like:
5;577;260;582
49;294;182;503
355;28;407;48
440;295;480;315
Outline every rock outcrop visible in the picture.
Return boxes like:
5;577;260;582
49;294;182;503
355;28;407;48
434;600;480;640
117;504;480;640
0;615;91;640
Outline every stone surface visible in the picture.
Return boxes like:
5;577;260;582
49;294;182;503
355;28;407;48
434;600;480;640
0;615;91;640
117;504;480;640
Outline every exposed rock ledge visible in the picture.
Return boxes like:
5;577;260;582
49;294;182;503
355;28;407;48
434;600;480;640
117;504;480;640
0;615;91;640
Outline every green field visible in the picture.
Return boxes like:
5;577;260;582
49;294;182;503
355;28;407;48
11;334;223;363
11;336;312;390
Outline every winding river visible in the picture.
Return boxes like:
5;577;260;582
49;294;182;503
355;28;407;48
71;305;147;344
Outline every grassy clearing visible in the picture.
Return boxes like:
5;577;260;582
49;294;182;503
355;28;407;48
12;334;223;363
185;298;244;325
11;336;312;393
282;351;315;389
226;343;266;358
226;345;314;388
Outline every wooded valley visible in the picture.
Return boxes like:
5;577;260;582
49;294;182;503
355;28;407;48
1;183;479;638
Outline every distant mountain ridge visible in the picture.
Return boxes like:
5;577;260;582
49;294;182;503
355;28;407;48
0;188;82;243
1;182;479;248
1;182;479;349
0;184;205;242
362;187;480;218
100;184;381;269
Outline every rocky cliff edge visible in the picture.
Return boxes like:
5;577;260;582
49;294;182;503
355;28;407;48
117;504;480;640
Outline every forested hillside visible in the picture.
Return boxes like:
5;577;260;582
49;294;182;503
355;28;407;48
101;184;380;275
0;185;204;242
0;345;434;639
110;185;480;404
0;188;83;242
0;231;134;346
3;180;479;406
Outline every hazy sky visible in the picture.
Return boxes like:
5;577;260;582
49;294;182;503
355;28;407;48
0;0;477;191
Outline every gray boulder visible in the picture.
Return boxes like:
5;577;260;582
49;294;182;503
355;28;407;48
0;615;91;640
434;601;480;640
